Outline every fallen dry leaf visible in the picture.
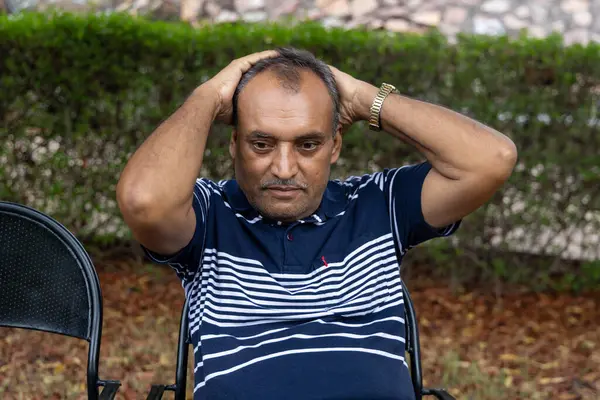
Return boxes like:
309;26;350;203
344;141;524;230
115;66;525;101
539;376;568;385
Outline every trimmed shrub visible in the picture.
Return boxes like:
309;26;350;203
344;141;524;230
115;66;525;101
1;12;598;289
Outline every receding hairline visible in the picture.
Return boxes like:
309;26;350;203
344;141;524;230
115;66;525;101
238;66;330;97
231;47;341;133
235;69;338;136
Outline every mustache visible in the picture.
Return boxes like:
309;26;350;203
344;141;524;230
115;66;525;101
261;179;308;189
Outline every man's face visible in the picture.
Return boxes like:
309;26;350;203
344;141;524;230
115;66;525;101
230;69;342;222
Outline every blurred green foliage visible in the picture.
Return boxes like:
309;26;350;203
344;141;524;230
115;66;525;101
0;11;598;291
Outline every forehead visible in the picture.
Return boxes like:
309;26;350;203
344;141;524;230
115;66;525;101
237;69;333;137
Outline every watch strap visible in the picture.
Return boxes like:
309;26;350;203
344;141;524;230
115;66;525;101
368;83;397;131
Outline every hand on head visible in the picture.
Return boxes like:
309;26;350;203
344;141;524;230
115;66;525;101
326;65;367;133
201;49;368;133
203;50;280;125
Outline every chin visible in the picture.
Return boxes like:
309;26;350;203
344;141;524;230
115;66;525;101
259;204;307;222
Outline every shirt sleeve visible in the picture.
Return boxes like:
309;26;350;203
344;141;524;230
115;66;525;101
383;161;461;254
141;178;212;284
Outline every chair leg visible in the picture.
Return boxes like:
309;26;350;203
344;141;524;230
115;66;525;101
98;380;121;400
146;385;167;400
422;388;456;400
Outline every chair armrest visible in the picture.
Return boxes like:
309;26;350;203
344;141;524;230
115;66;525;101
146;384;167;400
98;380;121;400
422;388;456;400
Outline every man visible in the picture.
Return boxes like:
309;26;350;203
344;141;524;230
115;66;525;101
117;47;517;399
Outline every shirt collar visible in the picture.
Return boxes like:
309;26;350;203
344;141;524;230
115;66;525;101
221;180;254;213
221;179;347;223
317;180;347;220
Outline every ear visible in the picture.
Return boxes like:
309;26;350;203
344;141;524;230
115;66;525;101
229;129;238;159
330;126;343;164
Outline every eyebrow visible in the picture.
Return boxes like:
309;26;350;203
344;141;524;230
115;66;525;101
248;130;328;141
248;130;274;140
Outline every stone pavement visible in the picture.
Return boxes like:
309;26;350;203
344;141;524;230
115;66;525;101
3;0;599;45
135;0;600;45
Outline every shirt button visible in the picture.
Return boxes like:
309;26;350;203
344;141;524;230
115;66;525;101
286;232;293;241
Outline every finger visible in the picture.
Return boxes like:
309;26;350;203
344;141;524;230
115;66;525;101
247;50;280;62
237;50;280;71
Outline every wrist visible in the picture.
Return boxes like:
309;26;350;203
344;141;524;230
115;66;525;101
354;82;380;122
192;83;222;121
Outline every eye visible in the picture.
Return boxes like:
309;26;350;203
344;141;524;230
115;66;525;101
300;142;319;151
252;141;271;151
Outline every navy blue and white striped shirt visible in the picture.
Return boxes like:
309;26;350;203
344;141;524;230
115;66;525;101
144;161;459;400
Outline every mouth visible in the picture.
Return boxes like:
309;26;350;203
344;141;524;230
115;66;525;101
266;185;302;192
264;186;303;199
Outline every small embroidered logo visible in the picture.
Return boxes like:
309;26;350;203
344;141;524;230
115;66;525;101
321;256;328;267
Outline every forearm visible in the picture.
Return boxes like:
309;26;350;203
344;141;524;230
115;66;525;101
356;83;517;180
116;85;218;221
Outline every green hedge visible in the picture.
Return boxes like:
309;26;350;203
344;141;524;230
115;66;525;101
1;12;599;290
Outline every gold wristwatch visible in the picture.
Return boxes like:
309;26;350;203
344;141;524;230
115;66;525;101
368;83;397;131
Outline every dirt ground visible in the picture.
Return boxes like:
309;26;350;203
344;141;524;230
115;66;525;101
1;259;598;399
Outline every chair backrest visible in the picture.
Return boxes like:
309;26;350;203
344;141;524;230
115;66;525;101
0;201;104;398
402;281;424;399
173;296;191;400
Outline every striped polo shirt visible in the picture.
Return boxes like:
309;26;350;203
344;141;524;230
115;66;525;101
144;161;459;400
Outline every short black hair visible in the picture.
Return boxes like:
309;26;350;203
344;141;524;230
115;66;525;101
232;47;341;133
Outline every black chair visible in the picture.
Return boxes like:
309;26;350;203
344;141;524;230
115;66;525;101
0;201;121;399
403;282;456;400
146;298;191;400
146;280;455;400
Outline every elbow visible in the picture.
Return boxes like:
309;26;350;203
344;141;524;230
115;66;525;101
116;178;192;228
499;139;518;174
116;181;162;225
487;140;518;183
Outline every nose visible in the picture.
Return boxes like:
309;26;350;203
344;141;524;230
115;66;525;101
271;143;298;180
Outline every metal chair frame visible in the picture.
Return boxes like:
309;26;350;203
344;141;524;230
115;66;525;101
0;201;121;399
